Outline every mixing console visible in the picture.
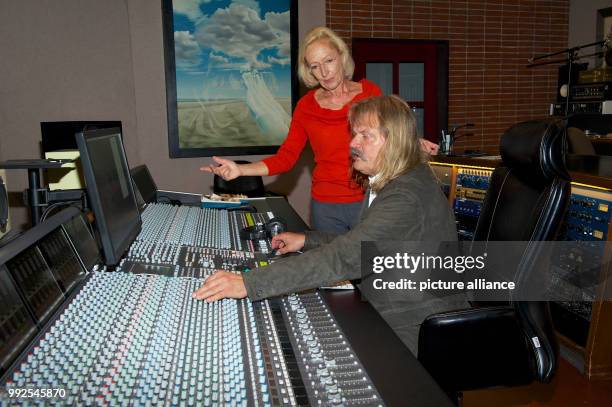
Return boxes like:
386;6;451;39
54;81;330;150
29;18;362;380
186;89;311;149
1;205;387;405
122;242;269;275
550;185;612;347
453;168;492;240
138;204;232;248
281;294;383;405
430;164;452;198
562;192;612;241
2;272;382;406
139;203;272;253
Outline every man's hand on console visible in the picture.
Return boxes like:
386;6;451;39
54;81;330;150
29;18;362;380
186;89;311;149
199;156;241;181
271;232;305;255
192;271;247;302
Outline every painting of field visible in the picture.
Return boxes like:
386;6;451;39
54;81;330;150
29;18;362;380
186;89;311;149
178;98;291;148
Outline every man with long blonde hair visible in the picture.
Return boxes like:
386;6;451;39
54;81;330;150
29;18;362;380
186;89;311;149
194;95;463;353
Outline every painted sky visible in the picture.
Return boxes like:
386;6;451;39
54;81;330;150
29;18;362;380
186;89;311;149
172;0;292;100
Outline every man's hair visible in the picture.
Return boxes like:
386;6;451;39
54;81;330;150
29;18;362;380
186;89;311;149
349;95;425;191
297;27;355;88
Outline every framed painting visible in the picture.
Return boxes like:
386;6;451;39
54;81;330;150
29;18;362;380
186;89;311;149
162;0;298;158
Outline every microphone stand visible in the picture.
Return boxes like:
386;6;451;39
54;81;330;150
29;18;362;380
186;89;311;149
527;39;607;117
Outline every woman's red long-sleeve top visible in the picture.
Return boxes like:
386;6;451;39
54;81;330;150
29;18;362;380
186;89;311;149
262;79;382;203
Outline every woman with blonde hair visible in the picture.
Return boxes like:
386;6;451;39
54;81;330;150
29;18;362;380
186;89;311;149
202;27;382;233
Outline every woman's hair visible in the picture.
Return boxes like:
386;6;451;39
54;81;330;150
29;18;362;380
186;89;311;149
349;95;425;192
297;27;355;88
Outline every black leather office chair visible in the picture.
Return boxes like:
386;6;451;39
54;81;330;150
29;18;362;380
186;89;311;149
566;127;596;155
418;119;571;403
213;160;266;198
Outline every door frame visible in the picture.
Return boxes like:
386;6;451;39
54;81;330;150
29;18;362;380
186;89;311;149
352;38;449;143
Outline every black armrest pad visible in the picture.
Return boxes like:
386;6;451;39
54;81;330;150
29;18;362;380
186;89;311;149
418;307;535;392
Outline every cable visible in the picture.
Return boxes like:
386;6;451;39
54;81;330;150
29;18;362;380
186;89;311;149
40;201;83;222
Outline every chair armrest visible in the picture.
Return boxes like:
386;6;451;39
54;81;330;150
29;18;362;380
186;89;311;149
418;306;535;392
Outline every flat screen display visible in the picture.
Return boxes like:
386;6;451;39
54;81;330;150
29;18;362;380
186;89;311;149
5;247;64;323
61;214;101;270
0;266;37;375
130;165;157;205
40;121;122;152
76;129;141;265
38;229;86;293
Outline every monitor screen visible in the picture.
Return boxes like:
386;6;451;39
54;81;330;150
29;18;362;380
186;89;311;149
62;213;101;270
130;165;157;205
38;228;87;293
76;128;141;265
5;246;65;323
0;265;37;376
40;121;122;153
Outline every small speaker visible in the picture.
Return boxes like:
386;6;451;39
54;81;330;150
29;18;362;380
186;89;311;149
0;170;11;239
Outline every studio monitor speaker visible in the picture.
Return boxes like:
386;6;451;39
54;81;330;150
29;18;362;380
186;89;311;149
557;63;588;102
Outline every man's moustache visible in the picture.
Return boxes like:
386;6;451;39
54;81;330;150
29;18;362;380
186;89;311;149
350;148;366;161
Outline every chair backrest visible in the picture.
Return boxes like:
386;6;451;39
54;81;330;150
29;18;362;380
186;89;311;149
213;160;265;198
474;119;569;242
473;119;571;383
566;127;596;155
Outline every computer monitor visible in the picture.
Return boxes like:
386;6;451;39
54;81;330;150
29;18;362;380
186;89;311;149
76;128;141;266
0;265;37;375
40;121;122;153
130;165;158;205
